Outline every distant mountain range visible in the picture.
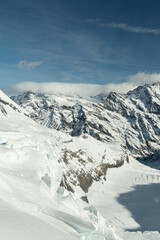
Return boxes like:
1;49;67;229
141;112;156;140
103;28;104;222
11;82;160;162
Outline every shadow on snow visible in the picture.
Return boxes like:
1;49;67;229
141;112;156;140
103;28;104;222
117;183;160;232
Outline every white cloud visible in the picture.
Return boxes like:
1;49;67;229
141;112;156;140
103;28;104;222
128;72;160;85
18;60;43;70
101;72;160;95
106;23;160;35
5;81;104;98
86;19;160;35
2;72;160;98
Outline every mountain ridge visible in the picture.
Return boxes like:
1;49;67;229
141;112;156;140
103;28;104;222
11;82;160;161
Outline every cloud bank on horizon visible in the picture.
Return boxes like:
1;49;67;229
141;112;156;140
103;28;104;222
3;72;160;98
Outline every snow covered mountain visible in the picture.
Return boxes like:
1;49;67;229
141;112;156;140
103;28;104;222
1;84;160;240
0;89;123;240
11;82;160;161
1;89;126;201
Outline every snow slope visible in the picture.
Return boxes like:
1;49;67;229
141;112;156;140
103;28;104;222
88;157;160;239
0;90;122;240
0;199;77;240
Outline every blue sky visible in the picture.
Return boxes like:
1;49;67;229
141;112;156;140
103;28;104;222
1;0;160;87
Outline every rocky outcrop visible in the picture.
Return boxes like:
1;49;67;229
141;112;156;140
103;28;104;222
58;145;127;201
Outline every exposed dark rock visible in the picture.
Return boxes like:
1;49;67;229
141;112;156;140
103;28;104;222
78;172;93;193
60;175;74;193
81;195;89;203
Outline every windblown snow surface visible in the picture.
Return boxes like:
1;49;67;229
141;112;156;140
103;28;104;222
0;89;160;240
